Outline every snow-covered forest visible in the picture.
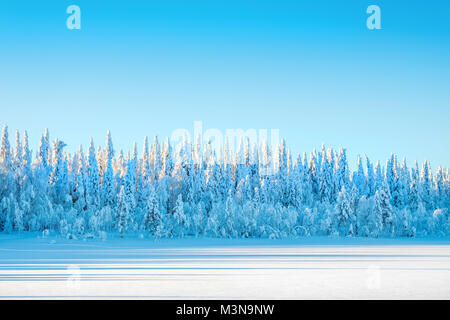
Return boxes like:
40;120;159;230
0;125;448;239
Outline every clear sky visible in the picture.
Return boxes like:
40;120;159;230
0;0;449;169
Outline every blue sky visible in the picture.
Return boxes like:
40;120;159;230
0;0;449;169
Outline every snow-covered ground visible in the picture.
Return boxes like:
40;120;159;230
0;234;449;299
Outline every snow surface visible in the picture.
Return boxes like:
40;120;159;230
0;234;449;299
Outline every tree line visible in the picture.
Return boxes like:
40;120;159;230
0;125;448;239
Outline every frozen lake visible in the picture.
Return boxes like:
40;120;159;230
0;235;449;299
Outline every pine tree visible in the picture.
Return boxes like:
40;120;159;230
435;166;446;208
13;130;23;171
335;148;350;195
50;139;69;206
224;189;237;237
105;130;114;169
37;129;50;170
142;136;150;182
369;193;383;237
72;146;87;214
193;133;203;172
102;132;116;209
116;186;129;237
151;135;161;180
366;155;375;197
375;181;394;236
319;150;333;203
160;137;173;179
19;130;33;231
122;159;137;231
87;138;100;211
374;160;383;192
142;184;162;235
334;186;353;236
0;125;12;172
22;131;31;172
259;139;272;179
173;194;188;236
308;152;319;198
420;160;433;210
354;155;367;197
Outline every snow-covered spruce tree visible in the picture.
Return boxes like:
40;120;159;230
0;125;13;231
223;189;237;237
71;146;88;214
374;181;394;236
1;125;12;173
353;155;368;197
116;186;130;237
319;149;334;204
122;157;137;231
349;185;360;235
307;152;319;201
399;158;411;207
28;129;54;231
435;167;446;209
356;196;372;237
86;138;100;230
37;129;51;172
299;152;313;206
173;194;188;237
2;193;23;233
150;135;161;181
289;156;304;209
366;156;375;197
13;130;22;172
409;161;421;212
275;139;289;207
335;148;350;196
395;207;415;237
334;186;354;236
17;130;33;231
365;194;382;237
49;139;73;231
160;137;173;179
374;160;383;191
420;161;433;210
102;141;115;208
141;136;150;183
142;184;162;236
